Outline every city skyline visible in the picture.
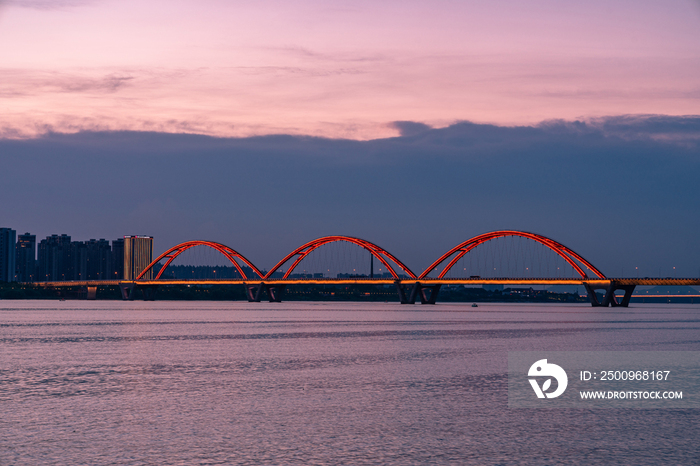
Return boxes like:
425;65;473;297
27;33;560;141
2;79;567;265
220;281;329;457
2;202;699;280
0;230;154;282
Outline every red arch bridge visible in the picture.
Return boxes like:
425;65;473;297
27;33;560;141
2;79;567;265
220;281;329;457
35;231;700;307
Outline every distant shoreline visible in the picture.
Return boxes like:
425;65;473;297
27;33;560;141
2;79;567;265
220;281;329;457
2;282;698;304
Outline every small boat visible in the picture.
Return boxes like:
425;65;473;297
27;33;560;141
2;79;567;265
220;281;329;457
472;303;478;307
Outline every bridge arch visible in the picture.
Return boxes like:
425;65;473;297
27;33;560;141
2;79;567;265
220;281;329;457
419;230;605;279
264;236;417;279
137;240;264;280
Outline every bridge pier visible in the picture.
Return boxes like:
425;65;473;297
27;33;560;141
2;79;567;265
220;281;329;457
395;282;441;304
396;281;418;304
120;283;136;300
266;284;286;302
418;284;441;304
584;282;636;307
119;283;158;301
246;283;287;302
245;284;261;302
140;285;158;301
86;286;97;300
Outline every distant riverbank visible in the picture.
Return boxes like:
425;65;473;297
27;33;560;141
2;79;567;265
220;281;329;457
3;282;697;304
0;282;587;303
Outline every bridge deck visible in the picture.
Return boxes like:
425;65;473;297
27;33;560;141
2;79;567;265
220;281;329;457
32;278;700;287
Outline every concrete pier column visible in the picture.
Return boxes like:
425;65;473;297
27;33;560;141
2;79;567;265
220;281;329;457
584;281;635;307
266;284;286;302
419;284;441;304
396;282;420;304
119;283;136;300
246;283;264;302
139;285;158;301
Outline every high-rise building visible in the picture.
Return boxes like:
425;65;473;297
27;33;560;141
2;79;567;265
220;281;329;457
86;239;112;280
124;236;153;280
37;234;72;281
34;236;117;281
111;238;124;279
0;228;17;282
71;241;88;280
15;232;36;282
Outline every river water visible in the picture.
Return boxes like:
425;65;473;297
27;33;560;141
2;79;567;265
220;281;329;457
1;301;699;465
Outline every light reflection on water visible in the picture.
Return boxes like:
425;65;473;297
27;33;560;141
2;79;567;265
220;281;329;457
1;301;699;465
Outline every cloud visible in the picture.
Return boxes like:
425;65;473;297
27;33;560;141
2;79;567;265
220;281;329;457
538;115;700;145
261;46;387;64
388;121;432;137
57;74;134;93
2;0;98;10
529;88;700;100
0;69;135;97
594;114;700;141
230;65;367;78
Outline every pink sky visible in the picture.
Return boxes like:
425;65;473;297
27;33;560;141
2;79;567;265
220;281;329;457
1;0;699;139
